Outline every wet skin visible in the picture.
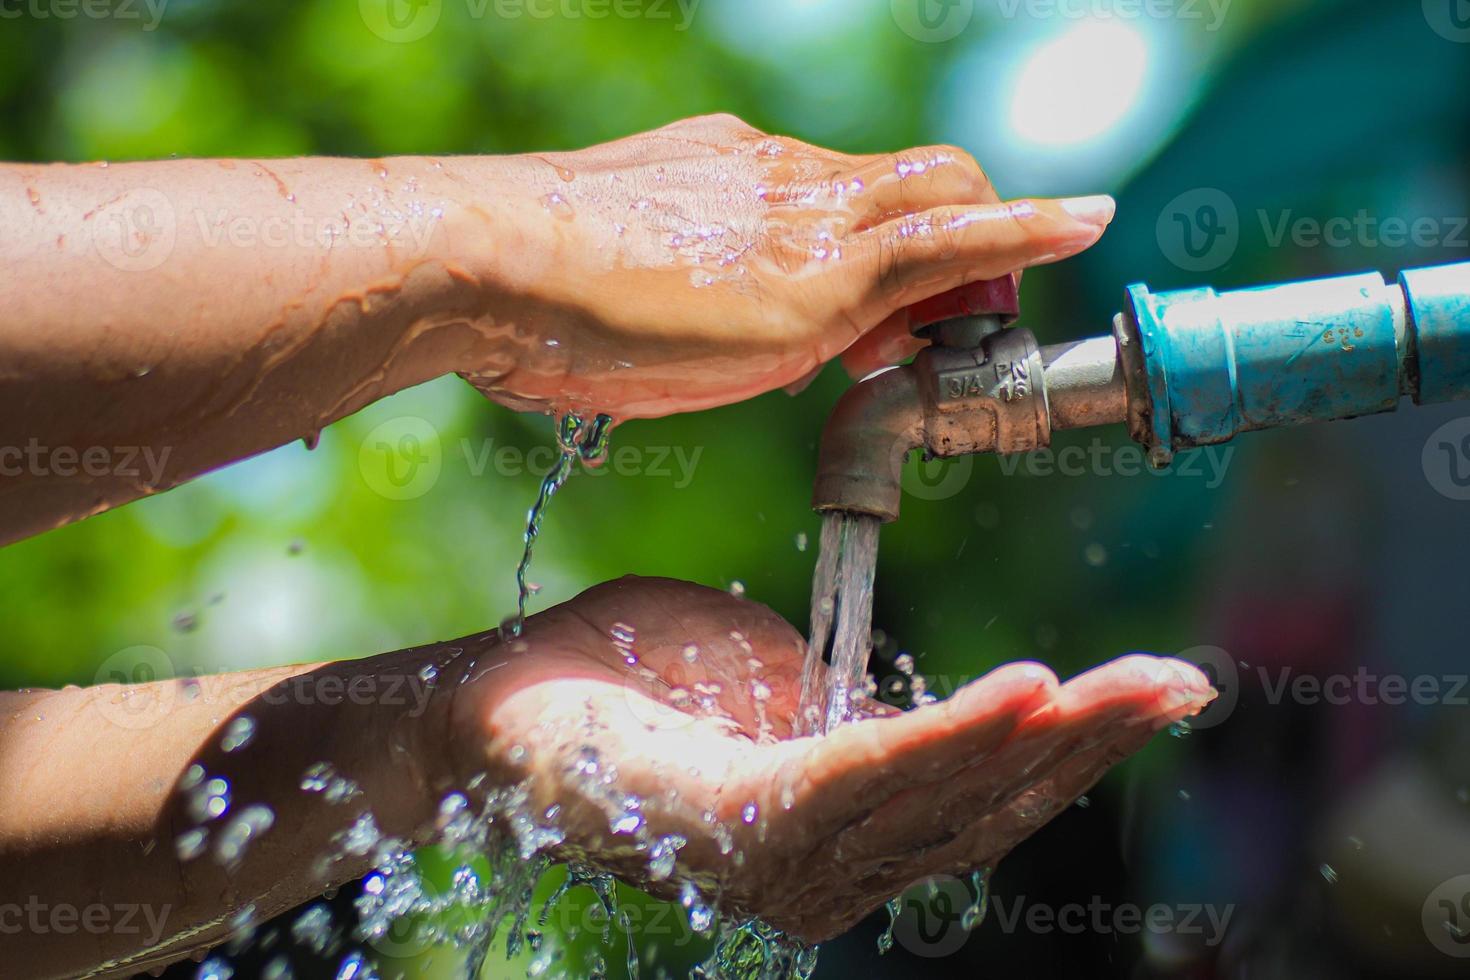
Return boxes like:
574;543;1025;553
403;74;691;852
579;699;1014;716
0;113;1113;546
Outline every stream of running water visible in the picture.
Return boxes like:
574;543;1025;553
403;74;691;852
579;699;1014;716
504;412;612;638
796;511;882;735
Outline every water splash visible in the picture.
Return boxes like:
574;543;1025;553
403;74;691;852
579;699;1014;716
694;919;818;979
506;412;613;638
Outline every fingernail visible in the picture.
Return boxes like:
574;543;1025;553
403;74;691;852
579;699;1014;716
1059;194;1116;227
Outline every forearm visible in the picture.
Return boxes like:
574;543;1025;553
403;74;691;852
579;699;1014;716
0;638;482;979
0;155;538;545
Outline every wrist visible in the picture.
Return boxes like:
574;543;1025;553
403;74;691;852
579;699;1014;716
409;153;555;384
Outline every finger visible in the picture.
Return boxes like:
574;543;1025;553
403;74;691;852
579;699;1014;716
851;196;1116;313
782;364;825;396
755;663;1061;846
848;730;1155;920
838;309;929;378
823;655;1213;861
845;146;999;229
841;272;1022;378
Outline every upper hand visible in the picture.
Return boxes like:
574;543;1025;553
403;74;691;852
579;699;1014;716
442;577;1212;941
460;114;1116;420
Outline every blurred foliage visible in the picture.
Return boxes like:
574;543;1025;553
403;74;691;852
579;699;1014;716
4;0;1469;977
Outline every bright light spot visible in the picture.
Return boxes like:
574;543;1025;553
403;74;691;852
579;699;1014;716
1009;21;1151;147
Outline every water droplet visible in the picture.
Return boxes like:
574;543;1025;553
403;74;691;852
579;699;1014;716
680;880;714;934
877;897;899;954
187;776;231;822
795;532;808;552
196;957;233;980
215;805;275;868
176;828;208;861
681;643;699;664
339;812;380;855
290;903;335;954
1084;542;1108;567
539;192;575;221
729;580;746;598
741;802;759;824
220;716;255;752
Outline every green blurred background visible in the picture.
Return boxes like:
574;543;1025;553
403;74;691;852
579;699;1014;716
3;0;1469;977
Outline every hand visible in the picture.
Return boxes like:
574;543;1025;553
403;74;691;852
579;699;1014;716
461;114;1117;420
444;577;1213;941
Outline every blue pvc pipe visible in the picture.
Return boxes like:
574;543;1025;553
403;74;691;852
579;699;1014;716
1118;261;1470;464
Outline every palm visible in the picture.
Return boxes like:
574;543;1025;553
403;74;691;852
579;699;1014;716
449;578;1212;941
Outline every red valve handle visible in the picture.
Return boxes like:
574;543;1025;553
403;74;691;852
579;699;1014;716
908;275;1020;332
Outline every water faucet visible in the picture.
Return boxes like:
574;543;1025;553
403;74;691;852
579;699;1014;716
812;261;1470;522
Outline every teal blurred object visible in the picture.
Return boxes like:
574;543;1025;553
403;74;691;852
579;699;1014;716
1121;261;1470;463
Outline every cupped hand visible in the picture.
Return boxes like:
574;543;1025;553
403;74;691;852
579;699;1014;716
463;114;1116;420
444;577;1212;941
